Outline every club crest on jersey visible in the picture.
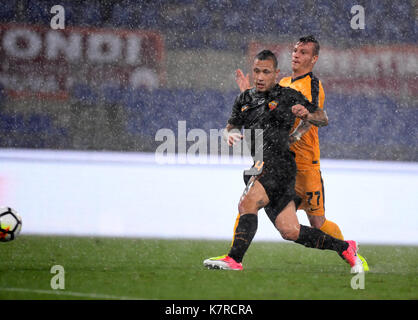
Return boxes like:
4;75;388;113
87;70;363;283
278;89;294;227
241;105;249;112
268;101;278;111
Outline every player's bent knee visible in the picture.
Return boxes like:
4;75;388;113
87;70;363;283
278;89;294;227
238;197;258;214
239;193;266;213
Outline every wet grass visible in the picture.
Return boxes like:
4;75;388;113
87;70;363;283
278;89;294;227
0;235;416;300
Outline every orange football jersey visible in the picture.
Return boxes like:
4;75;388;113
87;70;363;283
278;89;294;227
279;72;325;169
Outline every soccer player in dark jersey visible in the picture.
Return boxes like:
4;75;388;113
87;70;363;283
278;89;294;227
203;50;364;273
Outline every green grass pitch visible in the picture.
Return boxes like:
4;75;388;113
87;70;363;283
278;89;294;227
0;235;416;300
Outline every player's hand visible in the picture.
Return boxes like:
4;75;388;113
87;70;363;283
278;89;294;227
235;69;251;93
292;104;309;119
226;132;244;146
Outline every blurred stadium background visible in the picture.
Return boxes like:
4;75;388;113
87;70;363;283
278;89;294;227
0;0;417;243
0;0;416;160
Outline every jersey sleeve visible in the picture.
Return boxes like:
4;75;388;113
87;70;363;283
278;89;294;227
318;80;325;109
227;92;245;127
311;76;325;109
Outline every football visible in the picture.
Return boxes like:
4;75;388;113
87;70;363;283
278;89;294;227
0;207;22;242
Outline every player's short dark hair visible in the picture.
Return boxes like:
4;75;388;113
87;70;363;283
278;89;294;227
254;49;278;70
298;35;320;56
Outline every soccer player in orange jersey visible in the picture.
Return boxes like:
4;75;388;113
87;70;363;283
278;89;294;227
234;35;368;269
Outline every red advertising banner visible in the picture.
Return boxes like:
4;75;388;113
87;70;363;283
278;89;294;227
248;42;417;98
0;23;165;99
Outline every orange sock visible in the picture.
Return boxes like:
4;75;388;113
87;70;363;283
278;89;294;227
320;219;344;240
230;213;241;247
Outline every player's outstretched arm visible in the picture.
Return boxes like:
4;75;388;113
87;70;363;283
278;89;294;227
289;106;327;144
235;69;251;92
291;104;328;127
287;88;328;127
305;108;328;127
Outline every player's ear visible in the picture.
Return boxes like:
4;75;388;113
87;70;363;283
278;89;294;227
311;56;318;64
275;68;280;80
